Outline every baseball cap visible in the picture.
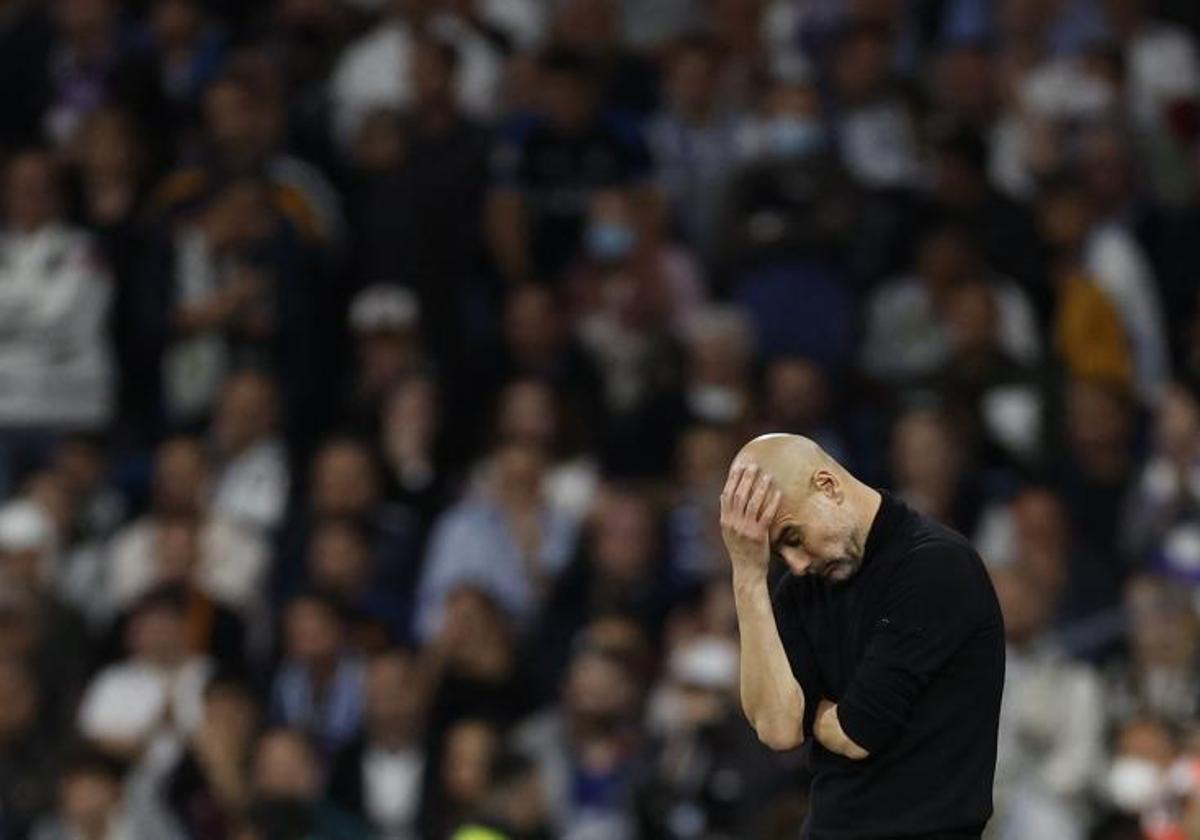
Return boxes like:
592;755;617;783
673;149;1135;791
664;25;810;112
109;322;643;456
348;285;421;333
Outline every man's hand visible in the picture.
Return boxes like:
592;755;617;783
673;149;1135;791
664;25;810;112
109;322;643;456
720;463;781;580
814;700;870;760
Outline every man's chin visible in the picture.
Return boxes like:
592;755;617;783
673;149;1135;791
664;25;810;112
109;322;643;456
822;560;859;583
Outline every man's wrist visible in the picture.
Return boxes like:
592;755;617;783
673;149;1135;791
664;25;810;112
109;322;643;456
732;565;769;597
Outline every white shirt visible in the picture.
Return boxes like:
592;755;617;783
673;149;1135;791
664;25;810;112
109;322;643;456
106;515;268;615
211;439;290;533
1084;222;1170;404
0;224;114;427
329;14;505;148
364;746;425;840
78;657;212;742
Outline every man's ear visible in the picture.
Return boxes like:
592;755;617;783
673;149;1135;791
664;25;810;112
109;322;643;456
812;469;843;503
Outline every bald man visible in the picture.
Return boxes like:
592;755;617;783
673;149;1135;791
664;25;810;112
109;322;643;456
720;434;1004;839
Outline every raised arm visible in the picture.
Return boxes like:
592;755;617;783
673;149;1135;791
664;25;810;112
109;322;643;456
721;464;805;751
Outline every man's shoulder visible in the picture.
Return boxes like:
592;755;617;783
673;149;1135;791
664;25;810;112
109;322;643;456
895;509;997;608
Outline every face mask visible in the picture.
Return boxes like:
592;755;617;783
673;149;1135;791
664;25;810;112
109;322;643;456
1106;756;1165;813
765;116;824;159
585;221;637;262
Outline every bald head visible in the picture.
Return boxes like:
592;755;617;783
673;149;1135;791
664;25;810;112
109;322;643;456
724;434;879;582
735;434;843;499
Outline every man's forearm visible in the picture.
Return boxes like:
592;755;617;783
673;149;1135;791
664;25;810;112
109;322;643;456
814;700;870;760
733;570;806;751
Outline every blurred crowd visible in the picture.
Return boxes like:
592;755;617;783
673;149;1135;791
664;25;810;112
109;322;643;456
2;0;1200;838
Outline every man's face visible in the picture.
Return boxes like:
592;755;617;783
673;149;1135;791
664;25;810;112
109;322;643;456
5;154;61;233
769;486;862;582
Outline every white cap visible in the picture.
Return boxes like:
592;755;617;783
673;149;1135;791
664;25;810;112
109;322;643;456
349;284;421;333
0;501;52;553
669;635;738;692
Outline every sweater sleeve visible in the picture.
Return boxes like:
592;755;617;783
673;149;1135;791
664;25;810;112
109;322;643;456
771;574;826;737
836;545;985;754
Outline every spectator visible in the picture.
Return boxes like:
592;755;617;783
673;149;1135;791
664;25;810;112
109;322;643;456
513;644;643;840
425;718;500;838
152;54;343;250
0;151;115;491
1036;173;1170;404
344;285;427;433
890;404;985;536
417;441;579;641
637;634;780;839
1107;575;1200;727
448;749;551;840
988;567;1105;840
38;0;165;149
665;424;738;586
106;436;267;618
423;586;526;734
209;369;289;535
378;375;448;532
104;522;250;672
535;487;671;694
759;357;848;464
270;592;365;756
150;176;313;427
487;47;653;284
164;674;258;840
306;517;410;651
282;437;420;616
860;223;1041;388
1094;717;1183;840
486;377;597;519
830;17;923;190
1122;382;1200;584
30;746;183;840
77;586;213;769
328;649;427;840
1053;378;1138;619
247;728;367;840
647;35;746;253
329;0;515;148
0;660;60;840
0;498;92;728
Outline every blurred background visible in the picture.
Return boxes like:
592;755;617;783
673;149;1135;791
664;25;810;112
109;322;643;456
0;0;1199;838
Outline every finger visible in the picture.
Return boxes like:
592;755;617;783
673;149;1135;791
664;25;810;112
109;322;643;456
720;464;744;512
747;473;771;521
761;488;783;524
734;464;758;514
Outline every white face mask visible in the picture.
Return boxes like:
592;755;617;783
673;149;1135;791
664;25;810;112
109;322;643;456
1107;756;1166;813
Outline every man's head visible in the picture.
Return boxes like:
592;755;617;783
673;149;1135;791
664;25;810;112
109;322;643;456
251;729;320;801
0;500;56;588
307;518;371;599
589;488;658;585
58;747;126;834
283;592;346;668
203;58;284;174
4;151;65;234
729;434;874;583
126;586;190;667
363;649;423;743
410;37;458;112
0;659;37;743
152;436;209;516
310;439;379;517
213;370;279;458
663;35;721;119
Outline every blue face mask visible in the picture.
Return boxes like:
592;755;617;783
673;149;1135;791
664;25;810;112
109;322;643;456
585;220;637;261
766;116;824;159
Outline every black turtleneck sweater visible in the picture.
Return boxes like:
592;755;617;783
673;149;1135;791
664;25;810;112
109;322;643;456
771;492;1005;840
